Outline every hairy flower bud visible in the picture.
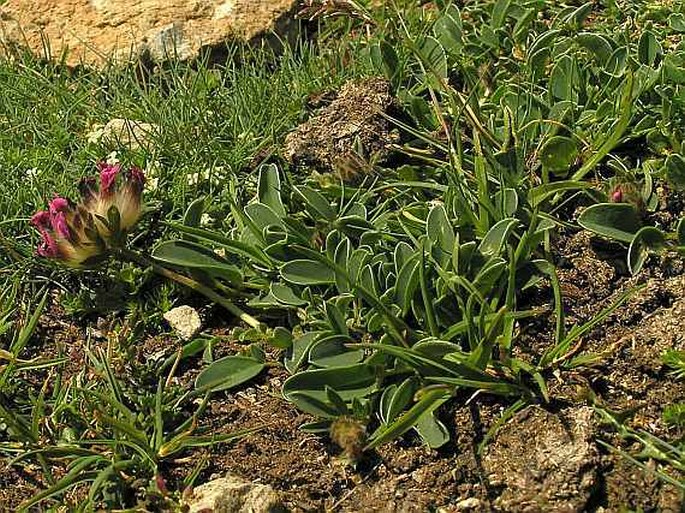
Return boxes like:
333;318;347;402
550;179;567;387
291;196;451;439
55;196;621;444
31;199;103;267
32;161;146;266
80;161;145;238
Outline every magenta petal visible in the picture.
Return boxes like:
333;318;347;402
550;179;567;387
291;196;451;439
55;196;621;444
51;212;71;239
128;166;145;185
98;162;121;193
37;232;58;257
31;210;51;229
49;196;69;215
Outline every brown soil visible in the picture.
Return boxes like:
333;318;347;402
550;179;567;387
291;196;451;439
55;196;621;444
283;77;399;181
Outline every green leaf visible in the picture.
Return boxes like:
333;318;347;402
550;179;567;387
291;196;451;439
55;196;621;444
529;181;592;207
638;30;661;67
270;283;307;306
152;240;243;285
195;356;265;392
294;186;335;221
182;197;206;228
677;218;685;246
309;335;364;368
665;154;685;191
325;302;348;335
18;456;102;510
380;377;417;425
168;223;272;267
334;238;351;293
478;218;519;257
285;332;320;374
563;2;593;28
257;163;286;216
433;8;463;53
365;388;451;450
496;188;518;218
427;204;455;265
280;259;335;285
282;363;378;405
244;202;284;231
414;412;450;449
549;55;578;101
577;203;641;243
284;391;340;418
572;72;634;181
605;46;628;76
395;256;421;315
473;258;507;295
159;426;262;458
539;136;578;175
269;327;293;349
419;36;448;79
668;13;685;32
371;40;401;87
627;227;665;275
576;32;613;64
490;0;511;30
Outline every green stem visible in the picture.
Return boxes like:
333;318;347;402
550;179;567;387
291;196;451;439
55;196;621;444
116;248;262;329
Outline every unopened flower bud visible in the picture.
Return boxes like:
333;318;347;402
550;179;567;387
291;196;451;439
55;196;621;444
330;417;366;463
32;160;146;266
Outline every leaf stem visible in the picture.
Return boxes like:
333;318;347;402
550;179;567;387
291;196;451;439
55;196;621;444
116;248;262;329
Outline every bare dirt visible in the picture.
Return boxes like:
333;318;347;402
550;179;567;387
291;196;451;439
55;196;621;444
283;77;399;181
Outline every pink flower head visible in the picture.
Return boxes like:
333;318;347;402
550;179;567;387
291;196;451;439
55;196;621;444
49;196;69;215
610;188;623;203
32;199;102;267
78;177;98;202
97;162;121;195
37;231;59;258
33;159;147;266
51;211;71;240
127;166;145;190
31;210;51;231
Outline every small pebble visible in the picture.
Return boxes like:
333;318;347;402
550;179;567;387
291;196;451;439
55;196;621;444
163;305;201;340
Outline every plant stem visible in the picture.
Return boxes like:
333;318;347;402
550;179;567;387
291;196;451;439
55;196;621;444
116;247;262;329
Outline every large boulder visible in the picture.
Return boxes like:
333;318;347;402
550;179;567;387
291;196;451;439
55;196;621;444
0;0;299;67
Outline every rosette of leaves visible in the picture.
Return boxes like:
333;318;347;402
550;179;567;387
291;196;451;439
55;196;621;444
163;159;564;450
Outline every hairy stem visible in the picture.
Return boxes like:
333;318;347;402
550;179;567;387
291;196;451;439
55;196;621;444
116;247;262;329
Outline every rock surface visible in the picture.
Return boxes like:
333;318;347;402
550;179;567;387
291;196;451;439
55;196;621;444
163;305;202;341
187;475;284;513
482;406;598;513
0;0;298;67
87;118;159;149
283;77;397;179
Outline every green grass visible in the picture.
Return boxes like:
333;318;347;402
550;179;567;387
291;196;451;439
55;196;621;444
0;38;373;274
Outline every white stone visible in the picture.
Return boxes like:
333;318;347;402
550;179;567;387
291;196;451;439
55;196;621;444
0;0;299;68
187;475;283;513
163;305;202;340
100;118;159;150
455;497;482;511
